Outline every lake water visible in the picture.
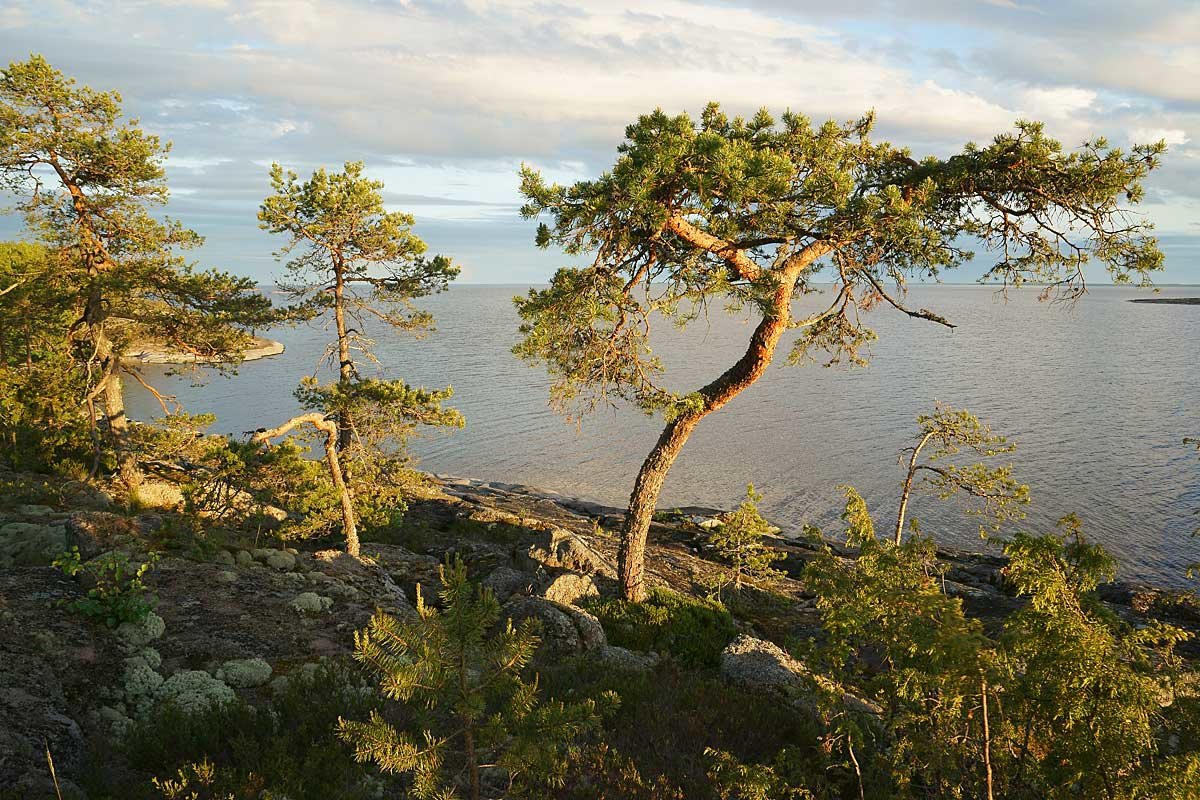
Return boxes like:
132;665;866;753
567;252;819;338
126;284;1200;587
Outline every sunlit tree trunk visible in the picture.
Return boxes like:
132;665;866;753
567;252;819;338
619;260;819;600
332;260;356;455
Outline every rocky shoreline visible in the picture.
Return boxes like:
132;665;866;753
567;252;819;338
120;336;285;365
2;468;1198;795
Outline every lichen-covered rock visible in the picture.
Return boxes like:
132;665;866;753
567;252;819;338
216;657;273;688
0;521;67;567
214;549;236;567
264;549;296;571
483;566;532;601
595;645;660;672
291;592;333;615
235;549;255;567
502;596;606;658
523;528;612;576
60;480;113;510
540;571;599;606
155;671;236;715
114;612;165;651
720;635;808;695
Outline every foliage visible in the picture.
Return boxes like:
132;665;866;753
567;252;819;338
894;404;1029;544
516;104;1164;420
54;546;158;627
536;657;826;799
587;586;736;668
0;241;95;472
705;747;816;800
796;490;1200;799
703;484;785;598
0;55;278;481
803;488;989;798
338;556;609;800
994;516;1200;798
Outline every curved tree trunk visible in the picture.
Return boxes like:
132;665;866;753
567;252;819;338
618;252;829;600
253;412;359;556
894;431;933;545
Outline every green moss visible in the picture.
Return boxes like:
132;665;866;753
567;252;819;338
586;587;736;668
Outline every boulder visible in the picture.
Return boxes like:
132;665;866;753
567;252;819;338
719;635;883;717
65;512;135;559
522;528;612;577
595;645;660;672
540;571;600;605
264;549;296;571
0;521;68;567
501;596;606;658
483;566;534;601
59;480;113;510
720;635;808;695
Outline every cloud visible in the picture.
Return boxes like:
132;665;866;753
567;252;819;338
1;0;1197;281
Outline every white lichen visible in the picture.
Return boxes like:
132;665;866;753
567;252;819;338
155;670;236;715
115;611;165;650
216;657;273;688
290;592;333;615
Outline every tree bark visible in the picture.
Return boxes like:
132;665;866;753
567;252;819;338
894;431;933;545
618;245;832;601
102;363;139;488
332;261;355;455
253;412;359;556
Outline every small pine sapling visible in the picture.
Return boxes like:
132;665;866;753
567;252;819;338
704;484;785;597
338;556;610;800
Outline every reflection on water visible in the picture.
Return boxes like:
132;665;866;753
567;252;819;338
127;284;1200;587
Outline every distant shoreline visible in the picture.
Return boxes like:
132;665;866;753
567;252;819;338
121;336;285;365
1129;297;1200;305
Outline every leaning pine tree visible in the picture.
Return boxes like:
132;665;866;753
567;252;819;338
516;104;1165;600
254;161;463;556
0;55;278;484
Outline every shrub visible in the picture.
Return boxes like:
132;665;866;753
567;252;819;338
109;660;386;800
54;547;158;627
586;587;736;668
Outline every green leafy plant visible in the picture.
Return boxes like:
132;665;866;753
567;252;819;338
338;556;609;800
54;547;158;627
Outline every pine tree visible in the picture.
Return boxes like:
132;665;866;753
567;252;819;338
704;484;785;597
254;161;464;555
338;556;609;800
516;104;1165;600
0;55;277;484
893;404;1029;545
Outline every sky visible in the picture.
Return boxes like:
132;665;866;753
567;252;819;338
2;0;1199;284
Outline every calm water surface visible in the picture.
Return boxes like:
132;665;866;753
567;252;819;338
127;284;1200;587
